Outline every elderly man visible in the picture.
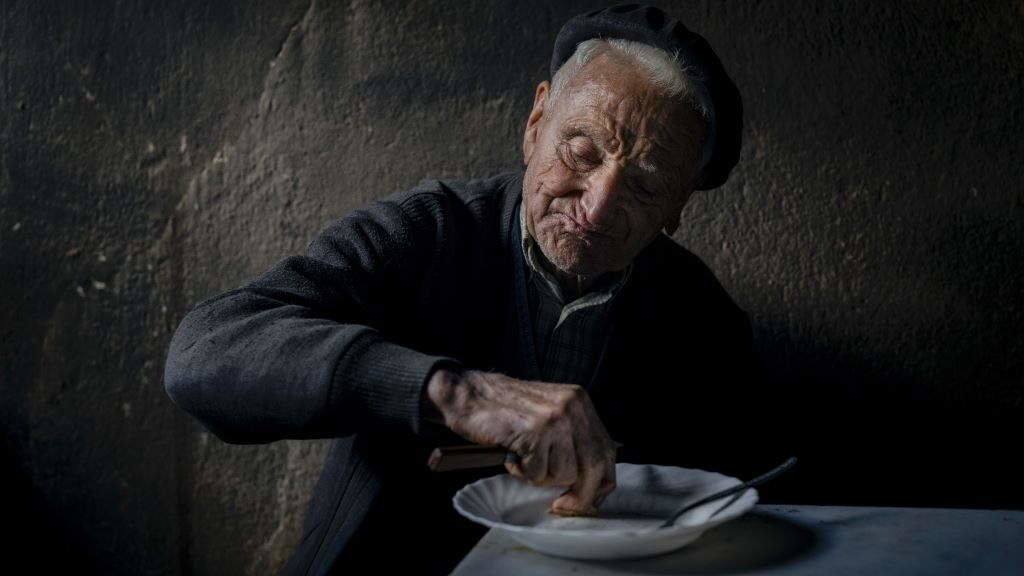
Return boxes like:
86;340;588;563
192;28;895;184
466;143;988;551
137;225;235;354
165;5;756;574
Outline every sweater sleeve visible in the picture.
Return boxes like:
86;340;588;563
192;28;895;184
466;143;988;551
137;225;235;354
163;186;463;444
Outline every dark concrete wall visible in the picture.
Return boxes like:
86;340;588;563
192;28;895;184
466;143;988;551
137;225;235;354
2;1;1021;573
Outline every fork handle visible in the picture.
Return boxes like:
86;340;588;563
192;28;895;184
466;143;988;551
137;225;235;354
659;456;799;528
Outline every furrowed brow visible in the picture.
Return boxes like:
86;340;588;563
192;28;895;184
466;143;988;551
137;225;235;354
559;123;601;143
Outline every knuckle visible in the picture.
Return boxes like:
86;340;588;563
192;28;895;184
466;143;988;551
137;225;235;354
524;416;543;435
566;384;585;401
557;385;584;407
545;406;568;426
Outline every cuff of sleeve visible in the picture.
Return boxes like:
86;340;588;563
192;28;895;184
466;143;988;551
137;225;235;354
330;331;463;437
419;359;467;443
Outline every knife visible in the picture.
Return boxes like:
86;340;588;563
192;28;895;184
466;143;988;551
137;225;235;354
427;441;625;472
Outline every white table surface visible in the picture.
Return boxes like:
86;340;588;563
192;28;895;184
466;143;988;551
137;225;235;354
451;504;1024;575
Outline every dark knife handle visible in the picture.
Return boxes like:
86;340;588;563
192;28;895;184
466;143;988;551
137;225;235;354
427;444;510;472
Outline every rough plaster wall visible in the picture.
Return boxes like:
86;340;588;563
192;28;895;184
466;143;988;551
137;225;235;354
688;2;1024;414
1;0;1021;574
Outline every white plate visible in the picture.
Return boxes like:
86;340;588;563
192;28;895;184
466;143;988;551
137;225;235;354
453;462;758;560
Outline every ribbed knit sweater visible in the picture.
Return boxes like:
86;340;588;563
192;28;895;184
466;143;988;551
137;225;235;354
164;171;760;575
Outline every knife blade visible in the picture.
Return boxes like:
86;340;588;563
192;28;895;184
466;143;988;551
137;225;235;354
427;441;625;472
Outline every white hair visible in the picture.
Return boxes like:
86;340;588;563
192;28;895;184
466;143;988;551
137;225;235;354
549;38;715;177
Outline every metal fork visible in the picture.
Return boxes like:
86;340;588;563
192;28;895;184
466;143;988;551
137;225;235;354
659;457;799;528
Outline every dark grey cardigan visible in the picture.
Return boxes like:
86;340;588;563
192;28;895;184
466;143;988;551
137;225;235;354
164;171;760;575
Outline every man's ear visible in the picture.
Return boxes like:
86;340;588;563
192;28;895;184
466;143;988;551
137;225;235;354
522;81;550;165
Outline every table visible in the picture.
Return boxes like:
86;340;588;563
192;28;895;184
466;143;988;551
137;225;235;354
451;505;1024;575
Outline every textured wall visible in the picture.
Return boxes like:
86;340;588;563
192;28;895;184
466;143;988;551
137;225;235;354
2;0;1021;574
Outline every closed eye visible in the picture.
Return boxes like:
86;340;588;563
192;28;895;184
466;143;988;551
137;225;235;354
560;140;600;172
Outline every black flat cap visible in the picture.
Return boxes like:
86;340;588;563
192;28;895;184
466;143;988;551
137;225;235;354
551;4;742;190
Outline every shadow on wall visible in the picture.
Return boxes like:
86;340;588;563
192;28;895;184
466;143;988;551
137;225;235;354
4;440;100;575
750;322;1024;510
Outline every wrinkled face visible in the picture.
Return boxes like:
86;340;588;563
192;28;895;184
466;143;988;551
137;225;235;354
521;52;706;278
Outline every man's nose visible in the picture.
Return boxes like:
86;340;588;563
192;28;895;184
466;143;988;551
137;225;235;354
581;164;624;231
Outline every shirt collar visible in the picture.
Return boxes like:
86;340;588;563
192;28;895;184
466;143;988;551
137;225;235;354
518;201;632;306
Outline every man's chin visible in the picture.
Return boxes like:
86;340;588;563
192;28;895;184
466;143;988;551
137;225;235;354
540;239;622;278
545;252;614;278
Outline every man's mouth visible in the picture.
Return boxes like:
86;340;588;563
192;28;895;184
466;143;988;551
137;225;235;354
553;213;608;239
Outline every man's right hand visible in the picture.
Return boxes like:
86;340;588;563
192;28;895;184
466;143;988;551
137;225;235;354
425;367;617;516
